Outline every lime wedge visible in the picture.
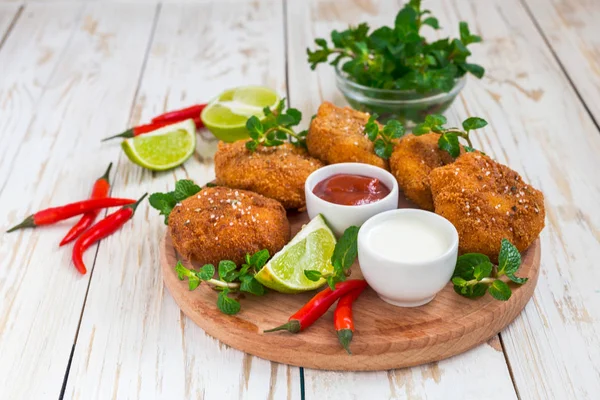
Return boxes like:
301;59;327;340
121;119;196;171
255;215;336;294
201;86;279;142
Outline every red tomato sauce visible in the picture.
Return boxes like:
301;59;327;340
312;174;391;206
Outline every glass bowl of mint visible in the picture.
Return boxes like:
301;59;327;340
307;0;484;127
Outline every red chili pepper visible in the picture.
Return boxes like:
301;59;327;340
59;163;113;246
151;104;206;124
6;197;136;233
264;280;368;333
72;193;147;274
101;117;202;142
334;286;366;354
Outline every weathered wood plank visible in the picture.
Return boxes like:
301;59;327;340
0;3;155;399
0;4;20;46
523;0;600;125
64;1;300;399
285;1;519;398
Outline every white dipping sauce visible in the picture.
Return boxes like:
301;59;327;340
367;215;449;262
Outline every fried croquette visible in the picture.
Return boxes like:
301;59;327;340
214;141;324;210
307;102;387;169
390;133;462;210
429;152;545;262
169;187;290;266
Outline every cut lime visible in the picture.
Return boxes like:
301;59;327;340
255;215;336;294
121;119;196;171
201;86;279;142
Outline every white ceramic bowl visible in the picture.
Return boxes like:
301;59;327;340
305;163;399;236
358;209;459;307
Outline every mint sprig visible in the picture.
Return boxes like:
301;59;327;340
303;226;359;290
364;114;405;159
245;99;306;152
413;114;488;157
175;249;269;315
149;179;201;224
452;239;527;301
307;0;483;93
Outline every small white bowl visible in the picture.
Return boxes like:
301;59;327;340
305;163;399;236
358;209;459;307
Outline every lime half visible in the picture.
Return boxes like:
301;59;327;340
201;86;279;142
122;118;196;171
255;215;336;294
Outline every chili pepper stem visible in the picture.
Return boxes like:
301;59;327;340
337;329;353;355
263;320;301;333
101;128;134;142
6;215;35;233
124;193;148;212
101;162;113;182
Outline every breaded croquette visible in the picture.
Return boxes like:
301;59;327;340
429;152;545;262
307;102;387;169
169;187;290;266
390;133;461;210
214;141;324;210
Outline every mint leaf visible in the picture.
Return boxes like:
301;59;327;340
452;277;467;287
454;282;487;298
373;138;388;159
422;17;439;29
286;108;302;126
425;114;447;126
276;114;295;126
488;280;511;301
438;132;460;157
497;239;521;277
462;117;488;132
246;116;263;140
382;119;405;139
218;260;238;282
332;226;359;272
239;275;265;296
175;261;200;290
245;140;258;152
304;270;323;282
217;289;241;315
148;192;176;224
473;261;493;281
454;253;491;279
174;179;201;202
412;123;431;135
460;63;485;79
249;249;270;270
197;264;215;281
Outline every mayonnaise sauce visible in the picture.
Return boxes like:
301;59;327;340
367;215;450;262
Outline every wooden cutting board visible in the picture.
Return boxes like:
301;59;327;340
160;201;540;371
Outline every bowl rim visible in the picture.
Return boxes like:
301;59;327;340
305;163;399;211
334;63;467;104
358;208;459;267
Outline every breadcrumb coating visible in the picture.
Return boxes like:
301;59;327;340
429;152;545;262
169;187;290;266
307;102;388;169
214;141;324;210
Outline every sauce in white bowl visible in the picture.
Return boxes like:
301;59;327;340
358;209;459;307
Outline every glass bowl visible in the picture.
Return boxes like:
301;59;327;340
335;66;466;128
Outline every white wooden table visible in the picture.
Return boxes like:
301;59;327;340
1;0;599;399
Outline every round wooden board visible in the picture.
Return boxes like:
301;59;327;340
160;202;540;371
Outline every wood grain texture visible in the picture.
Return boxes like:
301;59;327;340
161;206;540;371
0;4;19;45
285;0;519;397
63;2;300;399
0;3;155;399
523;0;600;124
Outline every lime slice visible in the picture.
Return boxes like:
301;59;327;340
121;119;196;171
255;215;336;294
201;86;279;142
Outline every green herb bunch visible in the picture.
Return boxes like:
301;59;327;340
148;179;201;224
304;226;360;289
452;239;527;301
245;99;306;151
307;0;484;93
364;115;405;159
175;249;270;315
413;114;487;157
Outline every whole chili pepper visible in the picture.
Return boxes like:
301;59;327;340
264;280;368;333
151;104;206;124
72;193;147;274
334;286;366;354
59;163;113;246
101;117;202;142
6;197;136;233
